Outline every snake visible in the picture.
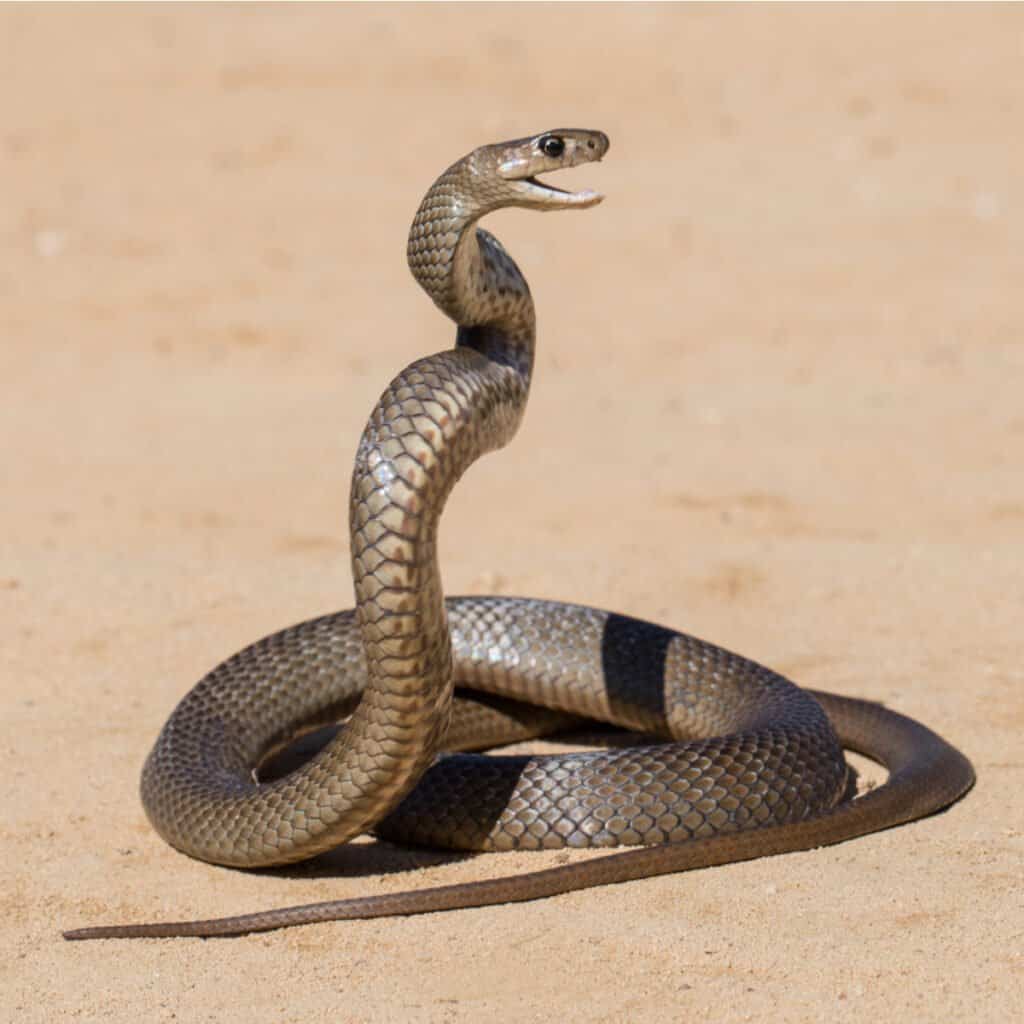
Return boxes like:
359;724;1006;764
64;129;974;940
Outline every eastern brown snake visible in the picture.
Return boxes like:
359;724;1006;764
64;129;974;940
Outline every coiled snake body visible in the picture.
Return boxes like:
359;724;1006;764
65;130;973;940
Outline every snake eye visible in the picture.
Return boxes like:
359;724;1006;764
539;135;565;159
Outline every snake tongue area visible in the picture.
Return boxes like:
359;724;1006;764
524;175;604;207
61;129;973;941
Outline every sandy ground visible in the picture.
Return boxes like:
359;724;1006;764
2;5;1022;1022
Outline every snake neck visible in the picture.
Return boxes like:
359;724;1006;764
408;163;536;384
320;166;540;846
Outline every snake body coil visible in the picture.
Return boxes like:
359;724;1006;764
64;130;973;940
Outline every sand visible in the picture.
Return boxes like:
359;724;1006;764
2;5;1021;1022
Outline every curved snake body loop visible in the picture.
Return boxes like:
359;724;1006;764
64;130;973;940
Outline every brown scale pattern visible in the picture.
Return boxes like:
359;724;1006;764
378;597;845;851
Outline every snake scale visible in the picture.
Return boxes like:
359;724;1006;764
64;129;974;940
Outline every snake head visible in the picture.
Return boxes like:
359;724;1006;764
489;129;610;210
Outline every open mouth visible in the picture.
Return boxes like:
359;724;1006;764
518;173;603;207
524;176;568;193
